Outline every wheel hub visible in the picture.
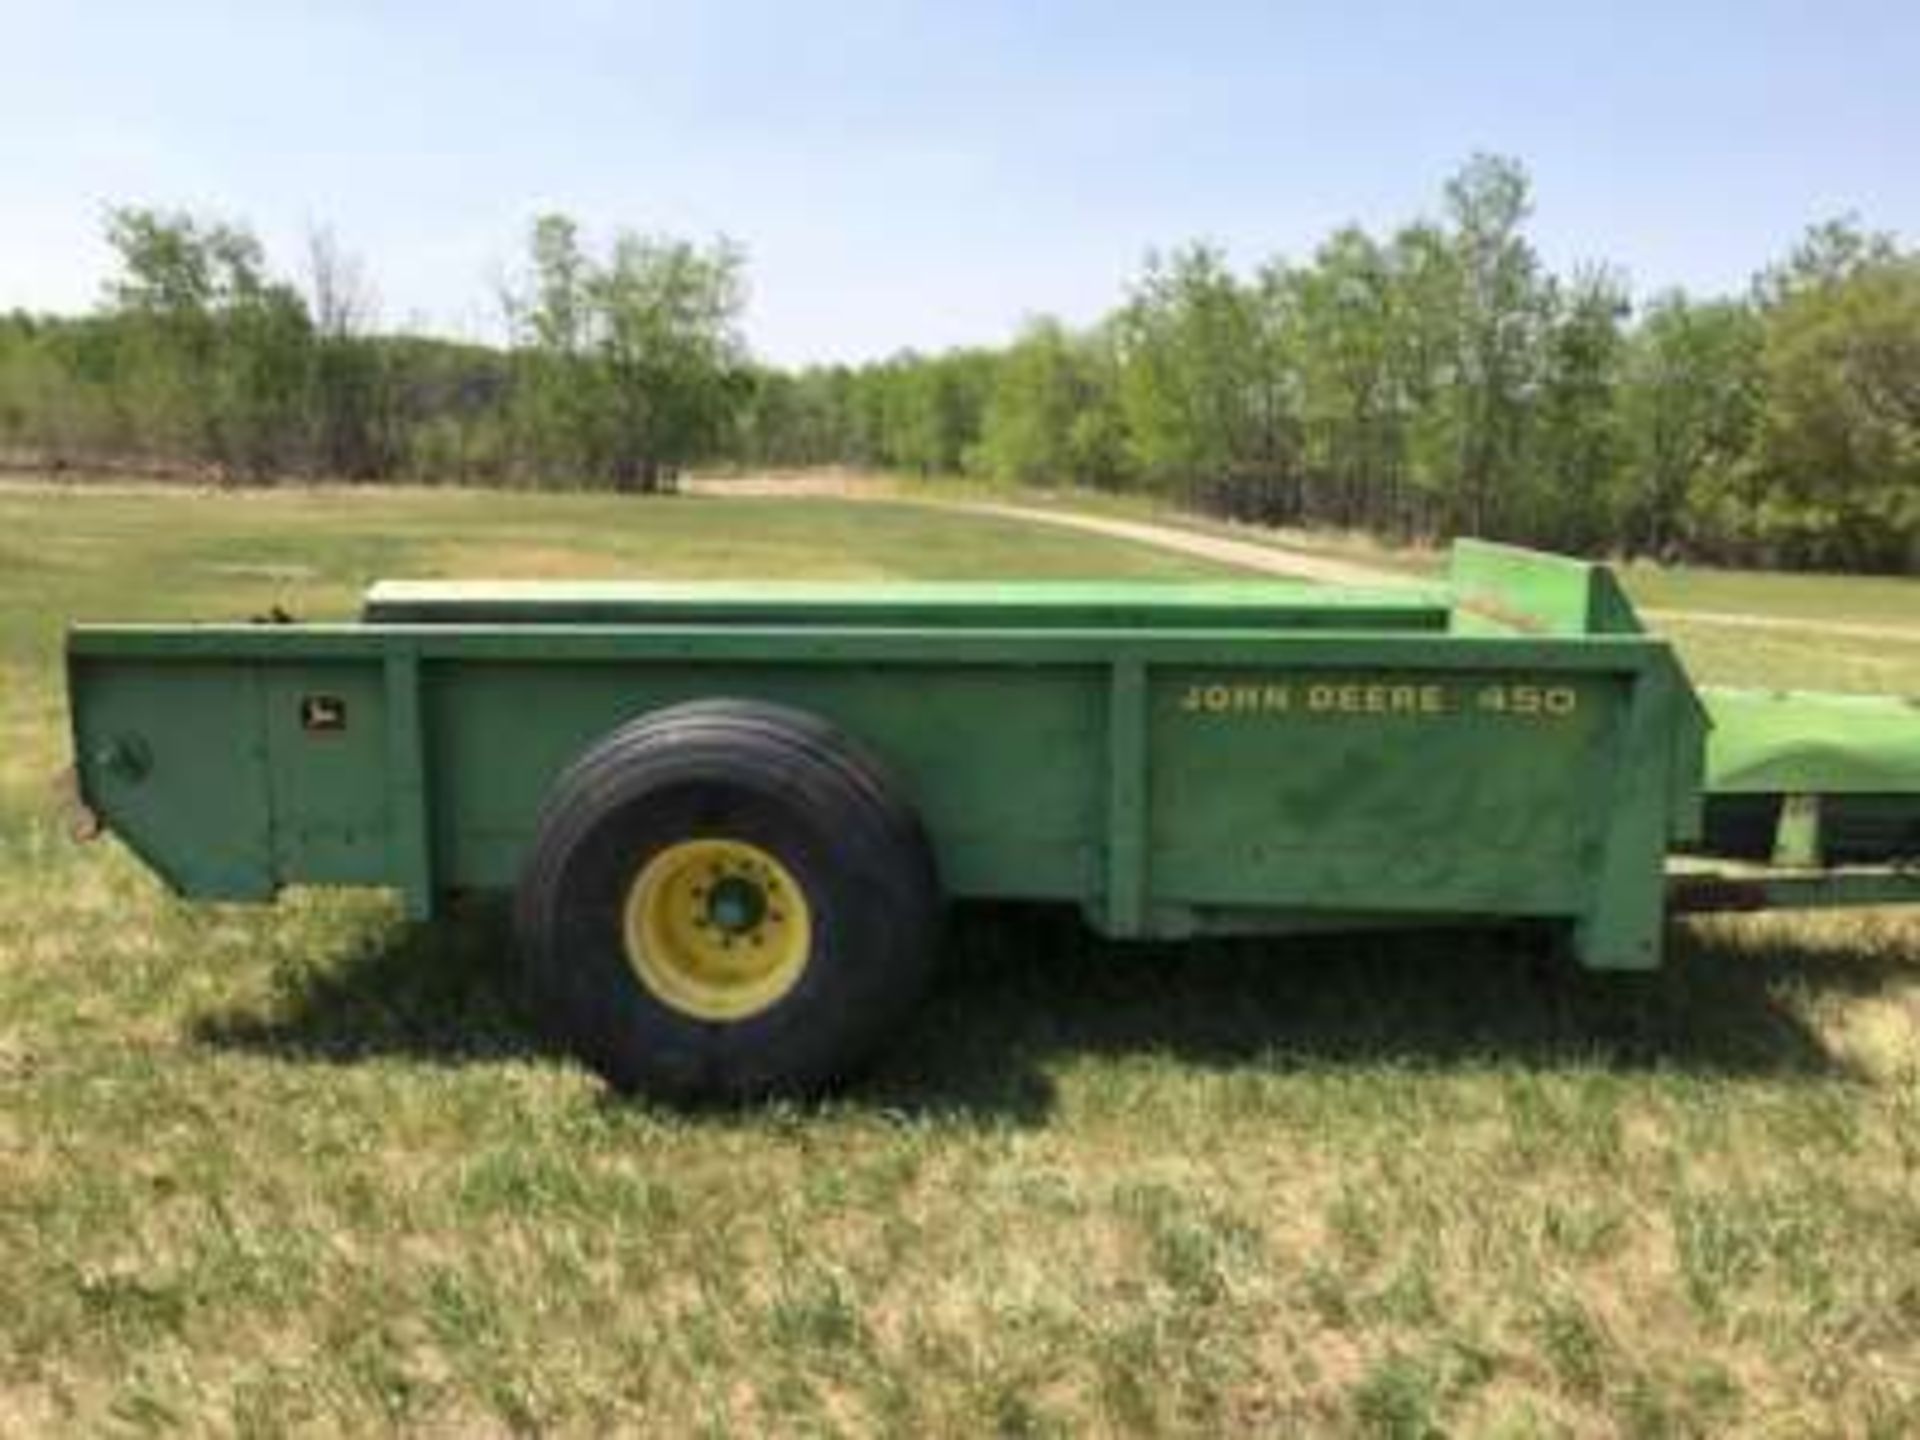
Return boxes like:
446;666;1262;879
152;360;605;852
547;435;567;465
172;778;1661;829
703;874;768;935
622;838;810;1020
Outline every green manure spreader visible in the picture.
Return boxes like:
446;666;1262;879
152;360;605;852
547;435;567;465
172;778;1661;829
66;541;1920;1100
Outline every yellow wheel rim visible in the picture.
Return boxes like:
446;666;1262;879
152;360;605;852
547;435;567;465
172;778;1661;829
622;838;812;1021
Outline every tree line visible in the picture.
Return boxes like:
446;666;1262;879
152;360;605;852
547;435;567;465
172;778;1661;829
1;156;1915;570
0;208;745;494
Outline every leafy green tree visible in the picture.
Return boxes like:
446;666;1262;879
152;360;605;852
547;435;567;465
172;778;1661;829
384;335;512;484
1382;221;1465;536
1619;294;1764;557
306;226;393;480
1527;268;1630;551
593;231;748;490
980;318;1125;486
873;349;996;476
1290;228;1399;526
1114;244;1285;500
507;215;604;484
104;206;315;478
1440;154;1550;536
1755;232;1920;567
509;216;748;490
731;366;800;467
1753;215;1901;307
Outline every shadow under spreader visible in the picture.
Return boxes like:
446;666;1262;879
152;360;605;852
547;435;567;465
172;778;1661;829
192;899;1917;1123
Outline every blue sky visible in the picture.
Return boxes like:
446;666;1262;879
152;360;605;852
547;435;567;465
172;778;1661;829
1;1;1914;363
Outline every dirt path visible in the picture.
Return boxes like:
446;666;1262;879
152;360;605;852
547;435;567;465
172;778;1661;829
682;470;897;499
951;502;1920;644
955;502;1410;586
1637;608;1920;644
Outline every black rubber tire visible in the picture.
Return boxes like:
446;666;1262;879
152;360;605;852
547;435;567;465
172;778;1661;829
514;699;942;1102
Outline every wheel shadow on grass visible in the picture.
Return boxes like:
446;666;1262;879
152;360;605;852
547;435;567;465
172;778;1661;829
192;899;1917;1123
190;897;555;1070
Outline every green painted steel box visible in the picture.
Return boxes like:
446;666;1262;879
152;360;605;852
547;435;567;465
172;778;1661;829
67;542;1738;972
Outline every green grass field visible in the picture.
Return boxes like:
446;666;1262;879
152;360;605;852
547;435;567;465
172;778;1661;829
2;483;1918;1436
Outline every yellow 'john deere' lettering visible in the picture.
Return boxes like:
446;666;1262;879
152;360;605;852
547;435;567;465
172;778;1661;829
1179;682;1294;714
1176;678;1579;721
1305;682;1446;716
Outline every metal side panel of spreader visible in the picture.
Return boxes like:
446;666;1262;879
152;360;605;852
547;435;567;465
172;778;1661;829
1674;688;1920;910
